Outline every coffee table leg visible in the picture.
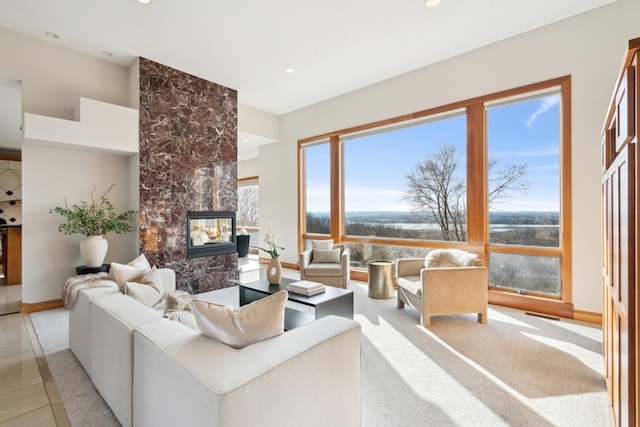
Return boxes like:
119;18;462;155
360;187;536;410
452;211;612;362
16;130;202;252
239;285;247;306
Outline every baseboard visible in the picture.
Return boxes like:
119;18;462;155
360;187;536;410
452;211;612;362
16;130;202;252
573;310;602;325
488;290;574;319
21;299;64;314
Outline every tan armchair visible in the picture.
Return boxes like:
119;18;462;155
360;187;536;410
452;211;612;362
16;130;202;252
396;249;488;327
300;244;350;289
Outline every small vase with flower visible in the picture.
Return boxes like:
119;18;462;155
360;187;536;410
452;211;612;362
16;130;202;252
257;231;285;284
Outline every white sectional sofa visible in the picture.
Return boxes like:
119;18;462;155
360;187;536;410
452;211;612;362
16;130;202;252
68;268;362;427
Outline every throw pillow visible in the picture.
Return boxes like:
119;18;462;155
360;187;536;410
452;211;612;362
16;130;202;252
191;290;287;349
311;239;333;250
425;249;459;268
312;248;341;263
166;290;195;312
109;254;152;291
165;310;199;331
124;266;163;307
457;252;479;267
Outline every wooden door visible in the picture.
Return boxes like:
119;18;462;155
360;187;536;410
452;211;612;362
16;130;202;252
603;142;636;427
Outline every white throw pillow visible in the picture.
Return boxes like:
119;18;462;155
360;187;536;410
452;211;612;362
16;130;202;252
164;310;199;331
165;290;195;312
457;252;479;266
124;266;164;307
425;249;459;268
312;248;341;263
311;239;333;250
109;254;152;291
191;290;287;349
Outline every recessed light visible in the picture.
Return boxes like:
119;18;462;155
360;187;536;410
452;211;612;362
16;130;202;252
285;67;296;74
426;0;440;7
101;51;113;57
45;32;60;39
242;139;249;143
137;0;151;4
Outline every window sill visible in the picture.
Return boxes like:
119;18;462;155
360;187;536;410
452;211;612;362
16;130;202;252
488;290;573;319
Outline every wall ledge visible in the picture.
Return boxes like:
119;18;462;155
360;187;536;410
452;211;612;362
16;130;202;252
23;97;138;154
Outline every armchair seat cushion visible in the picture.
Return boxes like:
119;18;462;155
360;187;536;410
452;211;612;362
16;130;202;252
397;275;422;297
304;262;343;277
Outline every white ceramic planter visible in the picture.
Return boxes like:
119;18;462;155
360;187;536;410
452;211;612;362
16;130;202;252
80;235;108;267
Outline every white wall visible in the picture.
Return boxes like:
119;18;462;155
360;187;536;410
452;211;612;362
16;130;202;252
238;104;279;141
238;158;259;179
21;142;136;303
263;0;640;314
0;27;131;119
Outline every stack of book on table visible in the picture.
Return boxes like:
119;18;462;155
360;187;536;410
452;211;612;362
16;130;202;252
286;280;326;296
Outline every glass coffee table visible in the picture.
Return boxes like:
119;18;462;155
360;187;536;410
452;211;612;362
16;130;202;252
240;277;354;330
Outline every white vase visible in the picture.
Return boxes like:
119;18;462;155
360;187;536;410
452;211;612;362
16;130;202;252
267;257;282;285
80;235;108;267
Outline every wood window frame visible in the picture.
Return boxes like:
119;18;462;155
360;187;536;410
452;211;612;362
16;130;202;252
298;76;572;318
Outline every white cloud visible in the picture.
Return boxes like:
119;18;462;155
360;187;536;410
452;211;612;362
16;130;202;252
526;95;560;127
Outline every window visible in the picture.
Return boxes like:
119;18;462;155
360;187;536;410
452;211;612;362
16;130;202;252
301;141;331;235
299;76;571;309
486;92;560;248
486;90;564;297
343;112;467;242
237;177;259;248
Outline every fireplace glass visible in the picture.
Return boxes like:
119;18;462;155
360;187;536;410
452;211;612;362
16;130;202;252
187;211;237;258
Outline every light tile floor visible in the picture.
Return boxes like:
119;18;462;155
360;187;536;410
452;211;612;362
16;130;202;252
0;259;71;425
0;283;22;316
0;310;70;425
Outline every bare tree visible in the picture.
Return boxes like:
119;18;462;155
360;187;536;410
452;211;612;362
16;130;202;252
237;186;259;227
488;155;528;204
403;143;528;241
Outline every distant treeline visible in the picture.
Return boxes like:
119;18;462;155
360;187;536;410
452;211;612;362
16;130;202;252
306;212;559;247
308;211;559;225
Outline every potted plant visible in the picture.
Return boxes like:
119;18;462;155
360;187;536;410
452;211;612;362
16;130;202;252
50;184;137;267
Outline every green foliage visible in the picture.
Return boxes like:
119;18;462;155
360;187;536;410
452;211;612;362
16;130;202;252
50;185;137;236
256;230;285;258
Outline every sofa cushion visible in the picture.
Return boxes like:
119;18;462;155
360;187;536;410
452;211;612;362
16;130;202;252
90;293;165;427
191;290;287;349
425;249;459;268
109;254;152;291
397;275;422;297
313;248;341;263
124;266;164;307
311;239;333;250
304;263;343;277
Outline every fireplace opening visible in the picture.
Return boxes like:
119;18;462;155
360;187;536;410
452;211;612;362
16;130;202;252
187;211;237;258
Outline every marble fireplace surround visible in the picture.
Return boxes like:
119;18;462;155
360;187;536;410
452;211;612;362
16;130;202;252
138;57;239;294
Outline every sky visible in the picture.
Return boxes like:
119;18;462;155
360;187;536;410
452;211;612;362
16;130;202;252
305;93;561;213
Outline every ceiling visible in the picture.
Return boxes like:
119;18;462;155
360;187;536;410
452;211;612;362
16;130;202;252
0;0;618;157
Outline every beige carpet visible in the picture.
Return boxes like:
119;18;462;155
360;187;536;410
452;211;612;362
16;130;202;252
31;279;613;427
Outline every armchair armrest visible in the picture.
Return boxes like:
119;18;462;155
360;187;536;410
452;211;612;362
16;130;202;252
396;258;424;277
300;248;313;269
421;266;488;305
341;247;351;281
